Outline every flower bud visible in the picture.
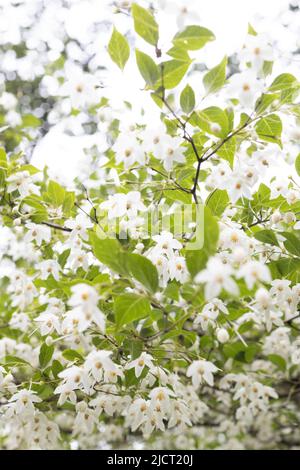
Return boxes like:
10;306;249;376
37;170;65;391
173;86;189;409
284;211;296;224
216;328;229;343
45;336;53;346
270;210;282;225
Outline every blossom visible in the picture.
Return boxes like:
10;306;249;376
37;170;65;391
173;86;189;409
113;133;145;169
195;257;239;300
239;34;273;70
39;260;61;281
24;223;51;246
237;260;271;290
187;360;219;387
6;171;40;198
84;350;117;382
59;64;100;108
125;352;154;378
35;312;61;336
227;70;263;108
156;135;186;172
65;214;93;241
168;255;188;283
152;231;182;258
7;390;42;416
100;191;146;219
68;284;99;311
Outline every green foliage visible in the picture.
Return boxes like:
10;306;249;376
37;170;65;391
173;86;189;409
203;56;227;94
255;114;282;146
108;28;130;70
114;293;151;328
186;206;219;276
131;3;159;46
173;25;215;50
39;343;54;368
180;84;195;114
135;49;159;86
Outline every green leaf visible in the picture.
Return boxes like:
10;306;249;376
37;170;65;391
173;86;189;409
22;114;41;128
46;180;66;207
281;232;300;257
180;84;195;114
206;189;229;217
262;60;273;78
217;136;236;167
203;56;227;94
135;49;159;86
131;3;159;46
0;147;7;169
161;59;191;89
125;253;159;293
255;114;282;146
39;343;54;369
295;153;300;177
91;235;128;276
52;360;64;379
108;28;130;70
167;46;190;62
268;73;300;104
248;23;257;36
62;349;84;362
2;355;30;367
114;293;151;328
268;354;286;372
254;229;279;247
255;93;278;114
194;106;229;138
269;73;298;92
173;25;215;50
186;206;219;276
270;258;300;283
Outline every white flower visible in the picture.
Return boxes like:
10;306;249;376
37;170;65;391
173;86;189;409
68;284;99;311
67;248;91;272
39;260;61;281
286;190;299;205
152;231;182;258
84;350;116;382
125;398;149;432
227;70;263;108
59;65;99;108
125;352;154;378
216;328;230;343
55;366;91;397
65;214;93;241
239;34;273;71
148;253;169;286
0;366;5;386
187;360;219;387
35;312;61;336
224;172;253;203
156;135;185;172
168;255;188;283
100;191;146;219
149;386;173;414
237;260;271;290
291;349;300;365
7;171;40;198
24;223;51;246
8;389;41;416
195;257;239;300
113;133;145;169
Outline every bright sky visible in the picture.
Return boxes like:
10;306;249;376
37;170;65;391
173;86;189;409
31;0;295;184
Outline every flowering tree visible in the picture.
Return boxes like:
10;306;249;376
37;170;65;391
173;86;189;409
1;0;300;450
